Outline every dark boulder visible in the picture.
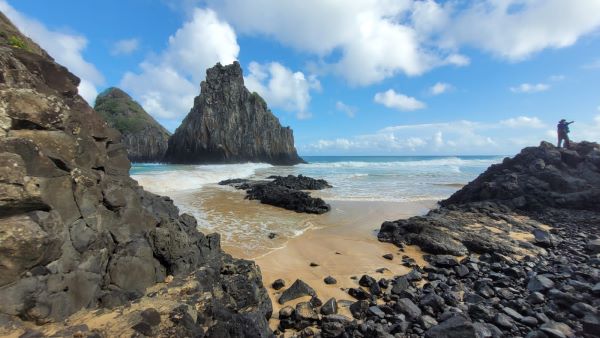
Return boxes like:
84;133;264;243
245;183;331;214
278;279;316;304
267;174;331;190
425;315;477;338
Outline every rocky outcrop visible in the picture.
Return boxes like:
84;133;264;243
164;61;304;165
441;141;600;210
219;175;331;214
94;87;169;162
0;13;271;336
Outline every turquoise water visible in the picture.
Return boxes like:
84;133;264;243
130;156;502;253
131;155;503;202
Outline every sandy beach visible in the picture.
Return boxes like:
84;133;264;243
179;186;436;322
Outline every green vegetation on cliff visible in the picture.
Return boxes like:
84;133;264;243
94;87;170;162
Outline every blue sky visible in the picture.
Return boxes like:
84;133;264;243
2;0;600;155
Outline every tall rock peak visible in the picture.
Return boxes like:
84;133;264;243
94;87;170;162
164;61;304;165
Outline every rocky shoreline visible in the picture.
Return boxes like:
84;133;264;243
267;142;600;338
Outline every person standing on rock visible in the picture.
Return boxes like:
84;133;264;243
557;119;574;148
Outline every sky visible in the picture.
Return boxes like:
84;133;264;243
2;0;600;156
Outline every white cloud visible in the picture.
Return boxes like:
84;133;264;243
549;74;565;82
205;0;468;86
201;0;600;85
430;82;452;95
442;0;600;61
302;116;562;155
500;116;546;128
374;89;425;111
335;101;357;118
120;8;239;120
510;83;550;94
244;61;320;119
111;38;140;56
0;0;104;104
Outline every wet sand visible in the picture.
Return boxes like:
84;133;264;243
255;205;431;319
178;186;436;322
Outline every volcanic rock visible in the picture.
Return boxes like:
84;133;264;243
278;279;316;304
441;141;600;211
0;13;271;336
164;62;304;165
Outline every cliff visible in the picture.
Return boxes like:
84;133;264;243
163;61;304;165
0;12;271;336
94;87;169;163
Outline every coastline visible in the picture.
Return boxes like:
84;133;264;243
253;200;434;322
174;186;436;323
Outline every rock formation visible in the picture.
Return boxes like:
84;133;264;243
0;13;271;336
441;141;600;211
219;175;331;214
164;61;304;165
94;87;169;162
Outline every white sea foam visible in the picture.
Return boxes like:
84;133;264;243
297;157;497;169
131;162;272;195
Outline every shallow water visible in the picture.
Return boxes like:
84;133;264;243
131;156;501;254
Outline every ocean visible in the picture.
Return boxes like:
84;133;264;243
131;156;503;256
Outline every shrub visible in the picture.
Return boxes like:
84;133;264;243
8;35;27;49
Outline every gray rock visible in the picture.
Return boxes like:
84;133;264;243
164;62;303;165
586;239;600;254
324;276;337;285
420;315;439;330
493;313;514;329
140;308;161;326
502;307;523;321
295;302;319;321
582;314;600;337
279;306;294;319
533;229;554;247
272;279;285;290
368;306;386;319
349;300;369;320
278;279;316;304
540;321;574;338
395;298;421;320
527;275;555;292
527;291;546;304
320;298;338;316
425;315;477;338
